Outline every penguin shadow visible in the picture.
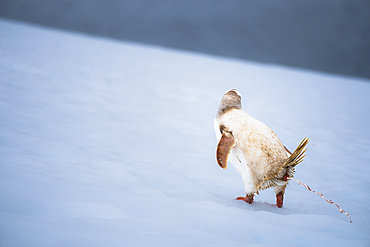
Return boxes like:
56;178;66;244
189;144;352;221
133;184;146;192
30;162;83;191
223;197;331;218
229;199;292;215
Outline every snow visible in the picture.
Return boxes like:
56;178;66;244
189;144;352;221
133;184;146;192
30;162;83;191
1;18;370;246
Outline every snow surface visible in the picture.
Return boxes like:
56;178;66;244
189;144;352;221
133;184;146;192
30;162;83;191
1;19;370;246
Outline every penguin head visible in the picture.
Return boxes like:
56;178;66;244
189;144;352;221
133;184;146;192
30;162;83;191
217;89;242;117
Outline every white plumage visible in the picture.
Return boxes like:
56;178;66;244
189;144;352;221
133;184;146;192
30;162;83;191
214;89;308;207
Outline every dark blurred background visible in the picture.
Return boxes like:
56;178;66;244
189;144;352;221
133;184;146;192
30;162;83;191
1;0;369;79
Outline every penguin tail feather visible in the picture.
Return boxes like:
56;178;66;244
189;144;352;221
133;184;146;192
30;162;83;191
282;137;309;168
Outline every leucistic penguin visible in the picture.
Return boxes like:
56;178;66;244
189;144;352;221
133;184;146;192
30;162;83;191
214;89;308;207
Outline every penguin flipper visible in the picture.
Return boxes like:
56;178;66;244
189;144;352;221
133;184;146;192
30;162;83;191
216;132;236;169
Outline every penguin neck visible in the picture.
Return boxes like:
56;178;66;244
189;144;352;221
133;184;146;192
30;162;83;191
217;105;242;118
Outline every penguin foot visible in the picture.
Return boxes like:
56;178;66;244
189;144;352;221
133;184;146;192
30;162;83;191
236;194;254;204
276;192;284;208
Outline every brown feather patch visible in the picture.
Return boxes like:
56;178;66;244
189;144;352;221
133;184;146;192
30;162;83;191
216;132;236;169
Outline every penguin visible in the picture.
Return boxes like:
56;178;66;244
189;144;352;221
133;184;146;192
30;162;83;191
214;89;308;207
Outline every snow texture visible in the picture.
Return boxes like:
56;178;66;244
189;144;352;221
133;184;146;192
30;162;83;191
1;19;370;246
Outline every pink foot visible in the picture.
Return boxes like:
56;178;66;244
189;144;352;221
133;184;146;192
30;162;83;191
236;195;254;204
276;192;284;208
